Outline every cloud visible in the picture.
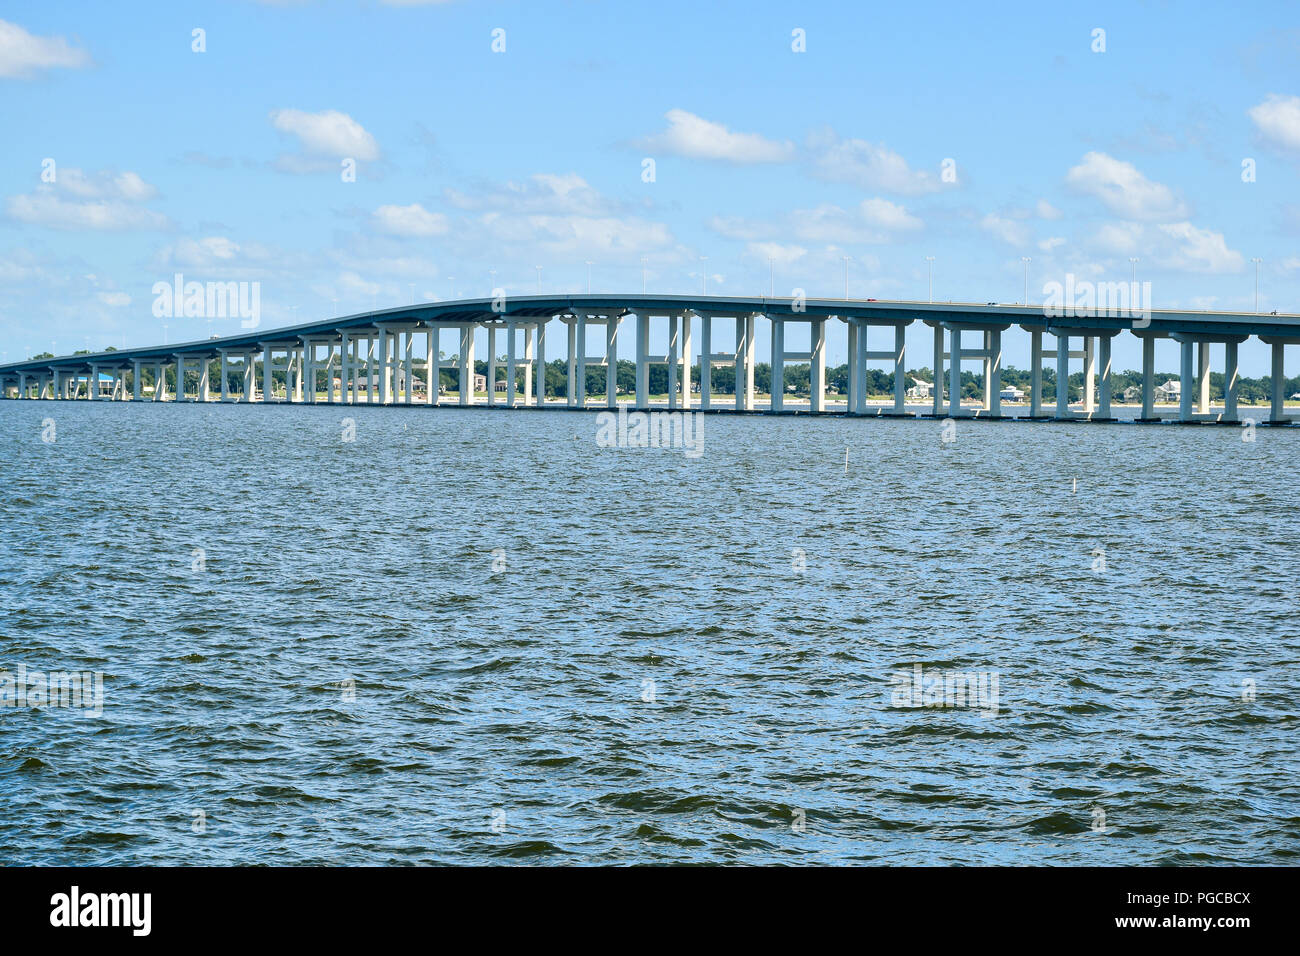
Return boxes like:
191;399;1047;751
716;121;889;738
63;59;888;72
744;242;807;267
6;167;167;231
1035;199;1063;220
713;199;922;247
269;108;379;160
979;214;1031;247
640;109;795;163
154;236;291;278
1038;237;1066;252
97;291;131;307
808;130;946;195
1154;222;1244;273
0;19;91;78
1248;94;1300;153
1064;151;1188;220
372;203;449;237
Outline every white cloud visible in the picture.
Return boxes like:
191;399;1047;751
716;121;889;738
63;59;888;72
97;291;131;307
745;242;807;267
979;214;1031;247
7;191;167;231
1065;151;1188;220
1248;95;1300;153
446;172;617;216
1092;221;1144;256
1038;237;1066;252
269;108;379;160
1154;222;1244;274
641;109;795;163
372;203;449;237
0;19;91;78
1036;199;1063;220
714;199;921;247
859;198;922;232
809;131;945;195
55;168;158;201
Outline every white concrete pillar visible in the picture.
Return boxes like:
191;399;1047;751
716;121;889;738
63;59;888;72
1055;334;1069;418
1083;337;1096;413
87;364;99;401
487;325;497;407
1197;341;1211;414
460;324;476;406
634;312;648;409
1141;336;1155;420
263;346;274;402
377;330;390;404
220;353;230;402
506;322;517;408
1270;341;1286;422
770;317;785;411
893;323;906;414
1030;330;1043;417
1225;340;1239;421
988;329;1002;416
666;314;679;410
738;315;755;410
535;320;547;407
846;321;859;414
679;312;692;410
198;357;210;402
243;354;255;402
699;314;711;410
566;319;578;407
856;320;869;414
948;327;962;417
932;325;944;415
606;316;620;409
981;331;992;411
1098;335;1112;418
1179;338;1194;422
811;318;826;412
524;326;535;405
426;329;439;406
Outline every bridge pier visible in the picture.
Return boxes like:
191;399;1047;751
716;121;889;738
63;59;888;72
459;323;477;406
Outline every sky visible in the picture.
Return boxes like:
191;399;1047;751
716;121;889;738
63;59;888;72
1;0;1298;374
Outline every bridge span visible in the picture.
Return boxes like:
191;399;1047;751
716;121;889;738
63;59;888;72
3;294;1300;424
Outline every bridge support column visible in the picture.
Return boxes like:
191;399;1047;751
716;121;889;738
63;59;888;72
1082;337;1095;414
566;319;577;407
1140;336;1156;420
377;330;391;405
811;318;826;412
856;321;870;414
425;329;439;406
87;364;99;401
505;322;517;408
893;324;907;414
524;325;536;405
262;346;273;403
1098;335;1112;419
948;328;962;417
459;324;477;406
487;326;497;407
634;313;648;409
303;344;316;404
1197;342;1211;415
846;321;859;414
770;317;785;411
219;353;230;402
698;314;711;410
735;315;754;411
988;329;1002;416
667;314;679;410
1270;342;1286;423
1179;339;1194;422
198;357;210;402
534;321;546;407
679;313;692;410
607;315;620;409
1054;333;1069;418
1225;340;1239;421
931;325;944;415
1029;330;1043;417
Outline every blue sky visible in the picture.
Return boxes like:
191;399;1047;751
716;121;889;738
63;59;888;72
1;0;1298;373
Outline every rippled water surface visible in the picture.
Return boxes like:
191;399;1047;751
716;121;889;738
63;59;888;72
2;401;1298;865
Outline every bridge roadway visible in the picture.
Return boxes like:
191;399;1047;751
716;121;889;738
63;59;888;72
3;294;1300;424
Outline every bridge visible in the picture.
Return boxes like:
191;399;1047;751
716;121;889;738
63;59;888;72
3;293;1300;424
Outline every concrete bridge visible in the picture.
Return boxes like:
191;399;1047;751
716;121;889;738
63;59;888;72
3;293;1300;424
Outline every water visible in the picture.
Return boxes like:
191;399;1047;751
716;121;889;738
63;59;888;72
2;401;1297;865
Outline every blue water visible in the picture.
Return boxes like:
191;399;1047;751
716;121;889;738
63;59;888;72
1;401;1297;864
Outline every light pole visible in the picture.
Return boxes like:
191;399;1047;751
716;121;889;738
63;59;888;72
1021;256;1032;306
842;256;850;299
925;256;934;303
1252;257;1262;312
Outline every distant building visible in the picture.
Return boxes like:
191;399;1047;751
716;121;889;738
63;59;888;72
1155;379;1181;402
999;385;1025;402
907;378;933;401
